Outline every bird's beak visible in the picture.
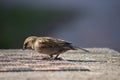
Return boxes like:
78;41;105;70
23;45;26;50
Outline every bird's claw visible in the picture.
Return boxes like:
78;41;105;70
54;57;63;60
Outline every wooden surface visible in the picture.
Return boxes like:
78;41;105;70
0;48;120;80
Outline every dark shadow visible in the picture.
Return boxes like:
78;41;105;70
67;60;106;62
0;68;90;72
60;68;90;71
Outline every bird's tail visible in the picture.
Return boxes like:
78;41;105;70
72;46;89;52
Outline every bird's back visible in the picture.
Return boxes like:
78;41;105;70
35;37;75;50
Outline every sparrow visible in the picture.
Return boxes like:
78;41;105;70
23;36;89;60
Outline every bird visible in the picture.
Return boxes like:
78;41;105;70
23;36;89;60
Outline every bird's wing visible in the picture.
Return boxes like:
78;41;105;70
36;37;72;48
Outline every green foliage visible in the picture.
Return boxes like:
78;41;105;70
0;6;70;48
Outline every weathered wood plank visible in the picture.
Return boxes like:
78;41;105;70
0;48;119;80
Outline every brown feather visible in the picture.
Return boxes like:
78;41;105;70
23;36;89;59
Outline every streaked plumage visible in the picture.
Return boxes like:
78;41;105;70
23;36;89;59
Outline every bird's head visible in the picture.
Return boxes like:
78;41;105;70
23;36;37;50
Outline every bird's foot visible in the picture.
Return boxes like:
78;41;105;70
41;57;52;60
36;57;63;60
54;57;63;60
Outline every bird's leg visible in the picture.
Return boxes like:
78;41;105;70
54;54;63;60
49;55;54;60
54;54;60;59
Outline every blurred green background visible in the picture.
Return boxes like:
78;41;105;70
0;0;120;51
0;5;75;48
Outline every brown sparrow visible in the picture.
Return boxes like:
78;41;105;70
23;36;89;60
